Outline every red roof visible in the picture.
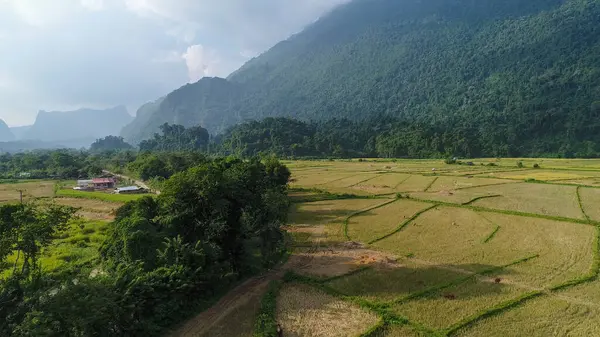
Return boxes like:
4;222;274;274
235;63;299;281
92;178;114;184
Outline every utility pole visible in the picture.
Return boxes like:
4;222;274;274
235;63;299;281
16;189;24;204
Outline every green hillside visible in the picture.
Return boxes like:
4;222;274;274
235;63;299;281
123;0;600;156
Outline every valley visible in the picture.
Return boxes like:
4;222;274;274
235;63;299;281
185;158;600;337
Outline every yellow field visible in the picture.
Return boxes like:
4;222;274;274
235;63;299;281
346;199;432;243
276;284;379;337
288;199;384;227
454;296;600;337
480;212;595;288
426;176;510;192
469;183;584;219
371;207;502;271
54;197;122;221
393;278;525;330
326;260;468;301
579;187;600;221
350;173;412;195
393;175;437;193
275;159;600;336
481;170;598;181
0;180;55;203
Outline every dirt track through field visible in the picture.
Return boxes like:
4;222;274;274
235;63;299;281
169;225;325;337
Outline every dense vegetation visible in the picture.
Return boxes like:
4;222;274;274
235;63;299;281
139;123;209;152
0;150;106;179
220;116;600;158
0;157;291;336
90;136;133;152
122;0;600;157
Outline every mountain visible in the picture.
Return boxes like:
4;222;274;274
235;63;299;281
25;106;133;146
0;120;15;142
120;97;164;144
122;0;600;154
10;126;31;140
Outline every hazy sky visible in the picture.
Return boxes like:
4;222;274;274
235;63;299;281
0;0;347;126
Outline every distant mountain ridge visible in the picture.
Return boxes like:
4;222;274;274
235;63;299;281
122;0;600;155
24;106;133;146
0;120;15;142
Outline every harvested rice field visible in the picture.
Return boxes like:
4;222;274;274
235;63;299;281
454;296;600;337
392;277;526;330
276;284;380;337
346;199;432;243
469;183;584;219
200;158;600;337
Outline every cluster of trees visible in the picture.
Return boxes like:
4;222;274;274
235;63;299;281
219;117;600;158
0;157;290;335
139;123;210;152
0;150;106;179
126;152;207;181
90;136;133;152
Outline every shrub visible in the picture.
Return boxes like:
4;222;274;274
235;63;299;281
486;163;497;167
517;161;524;168
444;157;457;164
533;163;540;169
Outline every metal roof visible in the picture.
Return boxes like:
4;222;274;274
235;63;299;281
116;186;141;191
92;178;114;184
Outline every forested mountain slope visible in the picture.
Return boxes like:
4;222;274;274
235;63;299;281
123;0;600;156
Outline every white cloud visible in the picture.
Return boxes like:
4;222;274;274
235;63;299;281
0;0;349;126
182;45;219;82
81;0;104;11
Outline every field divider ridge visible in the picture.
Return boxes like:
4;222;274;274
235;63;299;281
390;254;539;306
368;204;439;244
406;196;600;227
423;177;439;192
462;194;502;206
343;198;400;241
576;185;591;222
347;174;382;187
393;175;413;189
443;291;544;336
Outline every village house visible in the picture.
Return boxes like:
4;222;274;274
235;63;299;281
92;178;115;190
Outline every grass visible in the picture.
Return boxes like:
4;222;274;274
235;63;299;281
276;283;380;337
346;199;433;243
253;281;282;337
0;219;109;278
56;188;149;203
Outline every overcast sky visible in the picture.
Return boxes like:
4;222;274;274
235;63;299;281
0;0;347;126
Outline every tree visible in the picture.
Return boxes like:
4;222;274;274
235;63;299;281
0;203;76;278
90;136;133;152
